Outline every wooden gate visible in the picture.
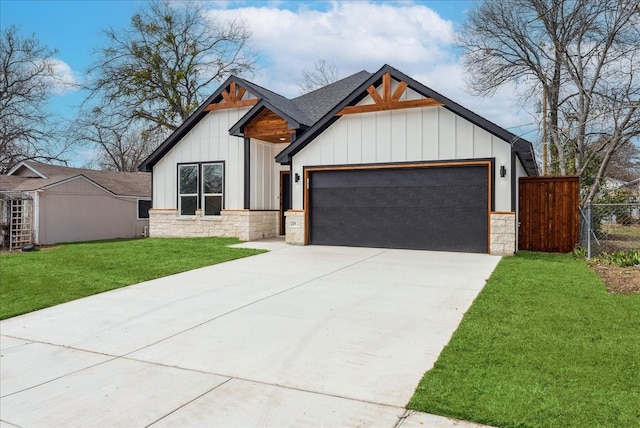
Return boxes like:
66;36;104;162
519;176;580;253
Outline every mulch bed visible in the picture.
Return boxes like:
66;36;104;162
590;262;640;295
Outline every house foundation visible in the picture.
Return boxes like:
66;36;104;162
149;209;279;241
151;208;518;254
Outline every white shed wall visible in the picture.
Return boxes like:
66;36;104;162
37;177;144;244
292;102;513;211
152;107;250;210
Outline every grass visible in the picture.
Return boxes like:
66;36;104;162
408;252;640;427
0;237;265;320
601;223;640;238
597;224;640;253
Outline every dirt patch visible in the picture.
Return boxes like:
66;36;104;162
590;262;640;295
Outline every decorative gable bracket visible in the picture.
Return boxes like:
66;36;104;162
204;81;258;112
337;73;443;115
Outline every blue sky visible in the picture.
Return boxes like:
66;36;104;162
1;0;539;165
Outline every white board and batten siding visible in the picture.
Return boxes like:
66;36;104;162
250;140;289;211
153;106;287;212
292;87;514;211
153;107;249;211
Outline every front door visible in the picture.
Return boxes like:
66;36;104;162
280;171;291;235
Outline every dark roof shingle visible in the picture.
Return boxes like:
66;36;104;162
292;70;372;122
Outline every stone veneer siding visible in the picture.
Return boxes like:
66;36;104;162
490;212;516;256
284;210;305;245
149;209;279;241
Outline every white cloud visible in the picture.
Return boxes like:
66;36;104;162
207;2;454;93
205;1;539;142
45;58;82;95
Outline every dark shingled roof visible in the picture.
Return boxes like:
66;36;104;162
228;70;373;138
237;78;313;126
292;71;372;122
2;161;151;197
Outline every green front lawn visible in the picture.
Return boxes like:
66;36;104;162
0;237;265;320
408;252;640;427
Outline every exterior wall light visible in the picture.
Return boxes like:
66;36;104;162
500;165;507;178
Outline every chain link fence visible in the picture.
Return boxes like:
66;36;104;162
580;202;640;258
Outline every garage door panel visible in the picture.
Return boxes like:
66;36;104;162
312;167;480;189
312;185;486;210
310;206;487;251
308;165;489;253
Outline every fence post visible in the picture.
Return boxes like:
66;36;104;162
586;200;592;259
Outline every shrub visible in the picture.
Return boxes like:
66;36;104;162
597;250;640;267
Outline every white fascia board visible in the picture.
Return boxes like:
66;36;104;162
7;161;47;178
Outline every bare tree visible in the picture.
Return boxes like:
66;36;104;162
0;26;69;173
71;108;158;172
605;142;640;182
78;0;256;171
458;0;640;204
298;59;340;93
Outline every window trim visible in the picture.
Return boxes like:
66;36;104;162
177;161;225;216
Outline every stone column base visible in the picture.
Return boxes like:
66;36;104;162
284;210;305;245
490;212;516;256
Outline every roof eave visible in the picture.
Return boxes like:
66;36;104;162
512;140;540;177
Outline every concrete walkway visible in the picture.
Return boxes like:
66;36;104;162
1;240;498;427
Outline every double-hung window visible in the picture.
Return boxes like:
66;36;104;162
178;162;224;216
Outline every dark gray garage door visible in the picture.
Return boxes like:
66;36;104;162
308;164;489;252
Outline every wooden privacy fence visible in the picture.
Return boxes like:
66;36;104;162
519;176;580;253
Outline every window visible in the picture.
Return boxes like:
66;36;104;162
137;200;152;219
202;163;223;216
178;162;224;216
179;164;198;215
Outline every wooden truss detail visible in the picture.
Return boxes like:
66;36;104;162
204;81;258;111
243;109;294;144
337;73;443;115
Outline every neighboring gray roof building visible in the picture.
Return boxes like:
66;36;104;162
1;161;151;248
1;161;151;197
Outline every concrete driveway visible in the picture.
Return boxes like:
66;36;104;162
0;240;499;427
